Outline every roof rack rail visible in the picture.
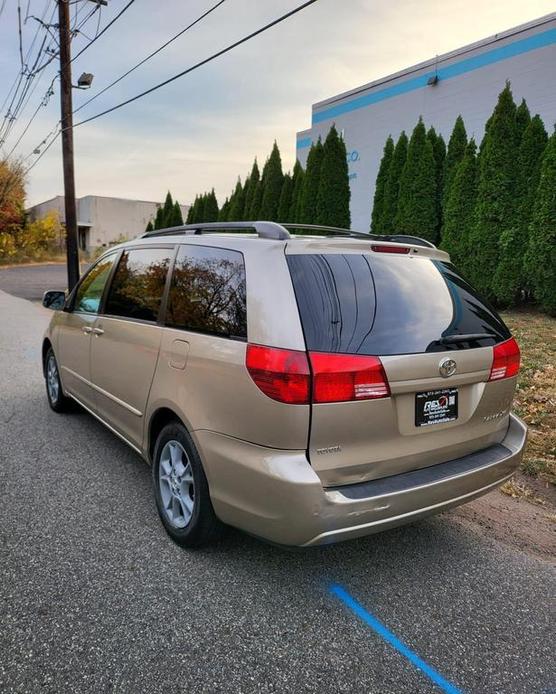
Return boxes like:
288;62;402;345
282;224;436;248
142;221;290;241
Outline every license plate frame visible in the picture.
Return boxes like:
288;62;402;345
415;388;458;427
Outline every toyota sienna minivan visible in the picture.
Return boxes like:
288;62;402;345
42;222;527;547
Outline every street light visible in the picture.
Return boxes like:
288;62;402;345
75;72;94;89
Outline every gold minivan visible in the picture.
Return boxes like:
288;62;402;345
42;223;527;547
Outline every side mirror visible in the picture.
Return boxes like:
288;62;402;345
42;290;66;311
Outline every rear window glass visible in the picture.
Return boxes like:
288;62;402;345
286;254;510;356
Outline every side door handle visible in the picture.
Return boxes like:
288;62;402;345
92;327;104;336
82;326;93;334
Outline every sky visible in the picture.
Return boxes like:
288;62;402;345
0;0;554;208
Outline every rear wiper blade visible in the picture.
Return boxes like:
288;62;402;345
439;333;497;344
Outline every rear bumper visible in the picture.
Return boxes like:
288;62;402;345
195;413;527;547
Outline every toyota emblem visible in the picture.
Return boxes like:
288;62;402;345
439;357;457;378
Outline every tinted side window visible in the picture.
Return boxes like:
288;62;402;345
287;254;510;356
166;245;247;339
105;248;172;322
74;254;117;314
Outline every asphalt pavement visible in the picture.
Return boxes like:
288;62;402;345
0;288;554;694
0;263;88;301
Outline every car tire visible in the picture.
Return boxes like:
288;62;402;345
152;422;223;547
44;347;73;413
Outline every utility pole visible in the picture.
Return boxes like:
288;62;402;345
57;0;79;292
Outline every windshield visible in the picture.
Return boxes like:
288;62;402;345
286;253;510;356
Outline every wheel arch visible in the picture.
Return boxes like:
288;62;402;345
148;407;187;463
41;338;53;376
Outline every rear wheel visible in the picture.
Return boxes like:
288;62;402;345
152;422;222;547
44;347;73;413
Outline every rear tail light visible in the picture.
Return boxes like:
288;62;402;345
246;344;310;404
246;345;390;404
489;337;520;381
371;244;410;254
310;352;390;403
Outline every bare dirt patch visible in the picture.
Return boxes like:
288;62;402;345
452;473;555;562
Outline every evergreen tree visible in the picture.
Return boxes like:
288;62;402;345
395;117;437;241
316;124;351;228
441;139;478;273
515;98;531;144
467;82;519;299
170;200;183;226
259;142;284;220
289;159;305;222
493;114;548;303
218;197;230;222
443;115;467;209
381;131;407;232
524;128;556;315
196;195;206;224
145;220;154;233
243;159;260;220
203;189;219;222
228;179;245;221
300;138;324;224
186;197;197;224
247;179;263;220
277;173;293;222
162;191;174;227
428;126;446;242
370;135;394;233
154;205;165;229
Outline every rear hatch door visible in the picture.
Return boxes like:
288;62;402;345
286;244;516;487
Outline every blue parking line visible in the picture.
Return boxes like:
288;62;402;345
330;584;463;694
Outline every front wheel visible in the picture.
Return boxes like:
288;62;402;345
152;422;222;547
44;347;73;413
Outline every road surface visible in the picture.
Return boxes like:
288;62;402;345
0;262;88;301
0;289;554;694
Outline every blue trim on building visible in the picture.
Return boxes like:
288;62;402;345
312;28;556;125
296;137;312;150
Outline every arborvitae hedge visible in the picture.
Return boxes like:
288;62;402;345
493;114;548;303
300;138;324;224
523;129;556;315
443;115;467;211
243;159;259;220
228;179;245;221
259;142;283;221
468;83;519;300
441;139;478;273
381;131;407;233
395;117;437;241
515;98;531;144
370;135;394;233
428;126;446;243
278;173;293;222
316;124;350;228
289;160;304;222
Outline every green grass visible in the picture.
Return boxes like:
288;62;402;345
501;309;556;485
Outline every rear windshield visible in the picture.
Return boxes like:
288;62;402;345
286;253;510;356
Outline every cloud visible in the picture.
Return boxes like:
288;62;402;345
0;0;553;207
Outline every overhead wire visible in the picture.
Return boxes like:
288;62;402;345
74;0;227;115
74;0;319;128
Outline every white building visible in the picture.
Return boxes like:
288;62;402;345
26;195;189;252
295;13;556;230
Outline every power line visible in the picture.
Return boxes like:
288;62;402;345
74;0;227;115
74;0;319;128
71;0;136;63
25;0;319;173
